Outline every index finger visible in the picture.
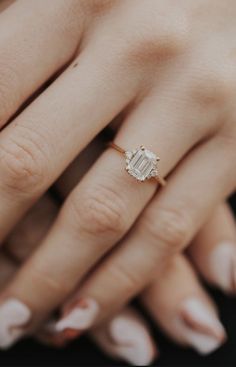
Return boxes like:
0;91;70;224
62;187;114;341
0;34;139;241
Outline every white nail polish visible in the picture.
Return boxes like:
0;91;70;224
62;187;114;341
108;315;156;366
55;298;99;332
176;297;226;355
0;299;31;349
209;241;236;293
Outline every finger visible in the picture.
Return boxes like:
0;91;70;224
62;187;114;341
0;0;81;126
0;189;157;364
1;82;209;334
5;194;58;262
0;194;57;288
55;137;105;198
39;307;157;366
0;0;14;12
0;253;15;289
55;134;235;330
0;202;53;288
0;27;140;242
188;202;236;294
91;308;157;366
1;180;157;364
4;137;104;262
0;194;59;349
141;255;226;355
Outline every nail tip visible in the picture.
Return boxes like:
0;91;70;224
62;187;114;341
0;337;18;350
54;322;64;332
178;297;227;357
196;340;222;356
55;298;99;333
210;242;236;294
0;299;31;349
123;354;155;366
109;316;157;367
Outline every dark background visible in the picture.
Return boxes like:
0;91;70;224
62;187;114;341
1;194;235;367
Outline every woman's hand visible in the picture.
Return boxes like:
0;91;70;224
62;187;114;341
0;141;234;363
0;189;234;364
0;0;235;348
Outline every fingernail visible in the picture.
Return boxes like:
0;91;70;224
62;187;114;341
209;241;236;293
108;315;157;366
0;298;31;349
55;298;99;333
38;320;70;348
40;317;82;347
177;297;226;355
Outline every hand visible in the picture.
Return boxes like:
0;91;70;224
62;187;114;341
0;0;235;349
0;141;234;363
0;191;234;363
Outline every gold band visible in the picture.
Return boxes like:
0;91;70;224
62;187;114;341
108;142;166;186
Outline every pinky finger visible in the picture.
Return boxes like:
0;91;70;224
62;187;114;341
188;202;236;294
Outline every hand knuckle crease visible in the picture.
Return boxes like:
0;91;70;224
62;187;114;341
144;207;191;250
69;186;126;235
108;262;139;292
0;137;45;194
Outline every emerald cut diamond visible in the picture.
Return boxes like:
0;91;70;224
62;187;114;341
125;146;159;182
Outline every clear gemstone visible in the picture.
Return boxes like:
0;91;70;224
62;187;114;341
125;151;133;159
126;147;158;181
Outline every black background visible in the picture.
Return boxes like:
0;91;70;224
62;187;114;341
1;194;235;367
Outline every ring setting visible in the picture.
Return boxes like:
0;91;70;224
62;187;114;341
108;142;166;186
125;145;159;182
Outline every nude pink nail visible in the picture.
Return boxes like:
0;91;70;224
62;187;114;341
108;315;157;366
209;241;236;293
0;298;31;349
176;297;226;355
55;298;99;332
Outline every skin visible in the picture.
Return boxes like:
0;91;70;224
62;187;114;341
0;163;234;362
0;0;234;342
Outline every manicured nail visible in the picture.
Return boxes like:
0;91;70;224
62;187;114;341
38;320;70;348
177;297;226;355
55;298;99;333
209;241;236;293
0;299;31;349
108;315;157;366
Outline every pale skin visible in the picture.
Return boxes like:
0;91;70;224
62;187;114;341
0;149;235;363
0;0;235;356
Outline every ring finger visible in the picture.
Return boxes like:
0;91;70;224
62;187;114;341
0;77;210;337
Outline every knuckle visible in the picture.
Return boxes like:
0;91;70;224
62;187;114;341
192;66;236;107
88;0;115;15
144;206;192;252
68;184;128;237
125;12;188;66
106;260;140;294
29;265;71;302
53;1;83;40
0;131;48;196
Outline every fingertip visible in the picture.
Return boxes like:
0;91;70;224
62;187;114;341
107;313;158;366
